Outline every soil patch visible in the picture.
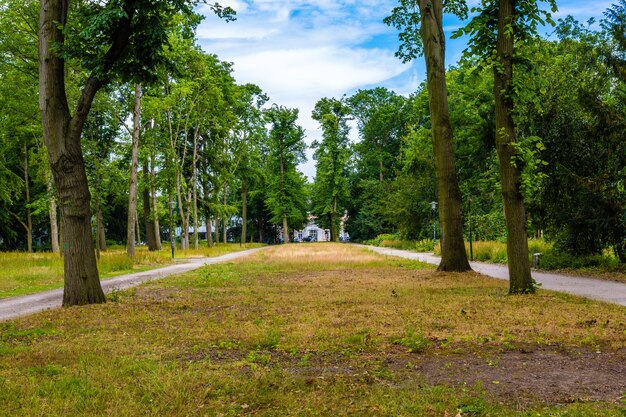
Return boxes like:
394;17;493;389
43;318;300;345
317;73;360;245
179;345;626;407
398;346;626;406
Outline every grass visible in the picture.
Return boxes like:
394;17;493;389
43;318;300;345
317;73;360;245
0;243;624;416
0;243;264;298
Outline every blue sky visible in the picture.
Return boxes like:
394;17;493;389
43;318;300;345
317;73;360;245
195;0;615;178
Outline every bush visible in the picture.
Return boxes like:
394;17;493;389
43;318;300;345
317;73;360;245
415;239;434;252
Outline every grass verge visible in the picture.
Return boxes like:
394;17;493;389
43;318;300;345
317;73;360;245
0;243;624;416
0;243;264;298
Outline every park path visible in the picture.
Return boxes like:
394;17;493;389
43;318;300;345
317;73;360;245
0;246;268;322
366;246;626;306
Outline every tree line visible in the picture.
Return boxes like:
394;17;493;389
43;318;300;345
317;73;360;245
0;0;624;304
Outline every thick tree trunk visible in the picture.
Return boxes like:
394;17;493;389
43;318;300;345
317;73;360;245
47;175;60;254
39;0;105;305
241;178;248;244
23;144;33;252
143;159;157;250
150;152;161;250
126;83;141;258
494;0;534;293
418;0;471;272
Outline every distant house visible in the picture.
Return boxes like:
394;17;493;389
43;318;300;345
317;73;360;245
291;213;350;242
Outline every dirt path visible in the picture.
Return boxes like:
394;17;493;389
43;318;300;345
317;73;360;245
366;246;626;306
0;246;268;322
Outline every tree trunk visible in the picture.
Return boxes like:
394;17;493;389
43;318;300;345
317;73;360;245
23;144;33;252
279;157;289;244
494;0;534;293
418;0;471;272
222;183;227;244
126;83;141;258
282;215;289;244
150;151;161;250
192;126;199;250
143;159;157;250
39;0;105;305
168;191;176;256
47;175;60;254
330;197;339;242
175;172;189;250
203;181;213;247
241;178;248;244
135;207;141;245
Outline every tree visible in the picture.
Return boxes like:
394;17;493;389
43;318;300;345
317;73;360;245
311;98;352;241
264;106;308;243
385;0;471;272
233;84;268;244
38;0;233;306
455;0;557;293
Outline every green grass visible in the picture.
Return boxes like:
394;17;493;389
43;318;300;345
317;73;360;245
0;243;264;298
0;243;624;416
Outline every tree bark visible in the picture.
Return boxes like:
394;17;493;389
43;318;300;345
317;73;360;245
126;83;141;258
47;174;60;254
241;178;248;244
143;159;157;250
418;0;471;272
39;0;106;305
23;144;33;252
150;151;161;250
494;0;534;293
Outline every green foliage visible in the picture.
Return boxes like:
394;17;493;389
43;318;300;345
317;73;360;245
383;0;468;63
397;328;431;353
310;98;352;238
264;106;308;231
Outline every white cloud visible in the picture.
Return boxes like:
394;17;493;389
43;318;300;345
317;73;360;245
197;1;612;180
197;0;411;179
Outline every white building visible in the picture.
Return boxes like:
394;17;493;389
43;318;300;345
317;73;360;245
293;216;330;242
291;213;350;242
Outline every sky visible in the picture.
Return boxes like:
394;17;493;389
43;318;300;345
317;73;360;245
195;0;615;179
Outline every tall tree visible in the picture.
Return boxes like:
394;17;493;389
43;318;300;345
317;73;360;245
264;105;308;243
385;0;471;272
38;0;233;305
456;0;557;293
311;98;352;241
233;84;268;244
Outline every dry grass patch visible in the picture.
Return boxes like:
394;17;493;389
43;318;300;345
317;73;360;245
0;243;624;416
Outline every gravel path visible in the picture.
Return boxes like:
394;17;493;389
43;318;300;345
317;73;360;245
0;247;268;322
366;246;626;306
